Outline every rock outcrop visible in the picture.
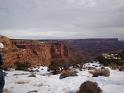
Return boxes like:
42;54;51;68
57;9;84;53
0;36;69;70
0;35;16;49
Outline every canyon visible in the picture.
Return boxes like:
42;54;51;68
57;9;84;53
0;36;69;70
1;35;124;70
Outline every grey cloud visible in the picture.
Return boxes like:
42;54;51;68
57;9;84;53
0;0;124;39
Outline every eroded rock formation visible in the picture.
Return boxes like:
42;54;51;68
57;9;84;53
0;36;69;70
0;35;16;49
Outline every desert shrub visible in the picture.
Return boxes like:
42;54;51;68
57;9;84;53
119;66;124;71
15;60;31;70
119;51;124;60
3;88;10;93
71;51;93;71
48;59;63;74
77;81;102;93
96;56;110;66
89;68;110;77
28;73;36;77
27;90;38;93
15;80;29;84
96;54;124;67
59;69;78;79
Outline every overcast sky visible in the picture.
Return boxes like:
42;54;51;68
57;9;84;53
0;0;124;39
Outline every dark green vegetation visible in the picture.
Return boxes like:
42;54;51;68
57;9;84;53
15;60;31;70
96;51;124;66
48;54;88;75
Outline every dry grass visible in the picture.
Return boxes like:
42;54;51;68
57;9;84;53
28;73;36;77
89;68;110;77
59;69;78;79
15;80;29;84
3;88;10;93
33;82;43;87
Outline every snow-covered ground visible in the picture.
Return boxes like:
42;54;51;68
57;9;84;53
4;63;124;93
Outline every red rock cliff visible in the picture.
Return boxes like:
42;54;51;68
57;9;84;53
0;36;69;70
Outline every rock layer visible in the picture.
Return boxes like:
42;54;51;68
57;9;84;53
0;36;69;70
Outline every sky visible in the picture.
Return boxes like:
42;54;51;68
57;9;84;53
0;0;124;39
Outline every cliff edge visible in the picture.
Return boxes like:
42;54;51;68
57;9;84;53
0;36;69;70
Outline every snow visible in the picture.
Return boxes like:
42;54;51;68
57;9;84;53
83;62;103;69
0;42;4;48
4;63;124;93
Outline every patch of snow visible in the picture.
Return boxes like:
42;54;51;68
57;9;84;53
83;62;103;69
4;65;124;93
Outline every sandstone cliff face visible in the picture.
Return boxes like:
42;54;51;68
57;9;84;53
0;35;16;49
0;36;69;70
50;43;69;58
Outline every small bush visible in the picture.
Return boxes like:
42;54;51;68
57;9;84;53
119;66;124;71
96;55;124;66
27;90;38;93
77;81;102;93
3;88;10;93
59;69;78;79
28;73;36;77
96;56;110;66
15;60;31;70
89;68;110;77
48;59;63;74
15;80;29;84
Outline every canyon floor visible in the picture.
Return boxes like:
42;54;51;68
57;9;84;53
4;63;124;93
